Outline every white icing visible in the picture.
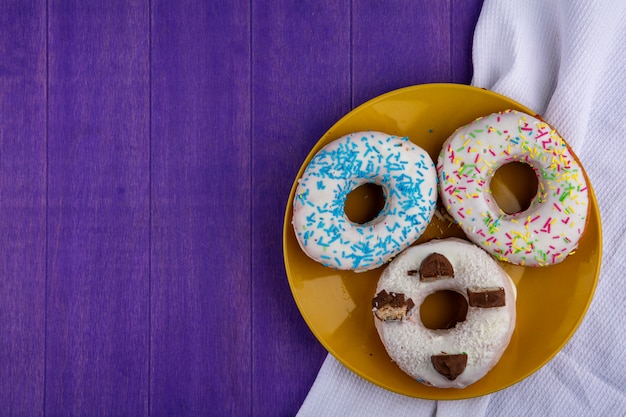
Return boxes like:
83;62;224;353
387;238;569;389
437;110;589;266
374;238;516;388
292;132;437;272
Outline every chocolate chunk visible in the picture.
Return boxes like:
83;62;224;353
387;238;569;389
419;253;454;281
467;287;506;308
406;270;418;276
431;353;468;380
372;290;415;321
372;289;394;309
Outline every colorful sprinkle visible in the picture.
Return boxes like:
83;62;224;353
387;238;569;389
436;110;589;267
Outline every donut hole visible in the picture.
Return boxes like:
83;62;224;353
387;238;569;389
490;162;539;214
420;290;468;330
345;182;386;224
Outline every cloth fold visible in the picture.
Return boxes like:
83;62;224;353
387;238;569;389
297;0;626;415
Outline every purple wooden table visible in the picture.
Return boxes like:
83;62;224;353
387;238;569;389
0;1;482;415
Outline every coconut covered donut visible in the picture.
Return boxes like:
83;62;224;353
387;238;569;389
372;238;516;388
437;110;589;266
292;131;437;272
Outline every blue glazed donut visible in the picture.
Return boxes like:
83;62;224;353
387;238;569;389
292;132;438;272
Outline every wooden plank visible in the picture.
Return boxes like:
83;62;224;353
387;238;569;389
45;1;150;415
250;1;351;415
149;1;252;415
0;1;46;414
451;0;484;83
256;1;482;414
352;1;452;106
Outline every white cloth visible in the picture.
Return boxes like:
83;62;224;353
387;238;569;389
297;0;626;416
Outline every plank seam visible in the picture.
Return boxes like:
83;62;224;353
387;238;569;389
350;0;354;109
43;0;49;414
450;0;455;82
249;0;255;415
148;0;153;415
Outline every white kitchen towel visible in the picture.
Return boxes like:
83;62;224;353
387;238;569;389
297;0;626;416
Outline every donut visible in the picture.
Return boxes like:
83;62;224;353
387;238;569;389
292;131;437;272
437;110;589;266
372;238;516;388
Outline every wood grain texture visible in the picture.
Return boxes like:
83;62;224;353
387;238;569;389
0;1;46;415
451;0;484;83
0;0;483;415
352;1;452;107
251;1;482;414
45;1;150;415
251;1;351;415
150;1;252;416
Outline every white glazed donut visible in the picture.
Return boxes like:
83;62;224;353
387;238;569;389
372;238;516;388
437;110;589;266
292;131;437;272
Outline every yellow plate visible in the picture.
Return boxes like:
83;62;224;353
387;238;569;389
282;84;602;399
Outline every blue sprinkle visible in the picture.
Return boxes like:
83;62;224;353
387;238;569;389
294;132;437;271
386;222;400;232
